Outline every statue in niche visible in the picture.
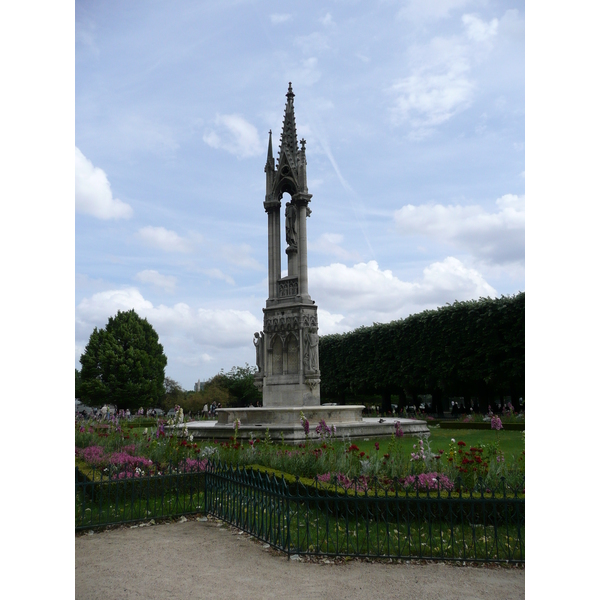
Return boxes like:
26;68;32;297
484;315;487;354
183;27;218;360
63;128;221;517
303;327;319;373
285;202;297;247
253;331;264;372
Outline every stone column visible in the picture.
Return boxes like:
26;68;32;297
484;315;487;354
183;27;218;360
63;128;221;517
266;204;281;299
293;192;312;299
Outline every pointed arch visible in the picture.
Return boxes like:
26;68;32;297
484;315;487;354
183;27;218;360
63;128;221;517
285;332;299;374
271;335;283;375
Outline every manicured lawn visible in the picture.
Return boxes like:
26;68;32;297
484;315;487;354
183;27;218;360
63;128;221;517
350;428;524;463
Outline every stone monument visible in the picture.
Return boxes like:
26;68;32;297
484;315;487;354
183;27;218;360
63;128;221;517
253;82;321;408
182;84;430;442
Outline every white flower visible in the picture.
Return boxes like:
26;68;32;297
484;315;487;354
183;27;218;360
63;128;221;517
451;439;455;443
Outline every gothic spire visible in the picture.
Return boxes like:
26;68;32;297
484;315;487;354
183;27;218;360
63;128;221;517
277;82;299;169
265;129;274;172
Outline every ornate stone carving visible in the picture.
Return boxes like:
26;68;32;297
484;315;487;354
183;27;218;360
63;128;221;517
264;313;301;333
271;335;283;375
285;202;297;247
278;278;298;298
303;327;319;373
301;313;318;328
253;331;264;372
305;377;320;393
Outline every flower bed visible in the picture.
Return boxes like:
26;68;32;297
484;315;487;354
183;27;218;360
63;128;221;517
76;411;524;494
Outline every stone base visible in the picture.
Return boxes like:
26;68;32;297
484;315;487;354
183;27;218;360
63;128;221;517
261;380;320;407
179;410;430;445
216;405;364;426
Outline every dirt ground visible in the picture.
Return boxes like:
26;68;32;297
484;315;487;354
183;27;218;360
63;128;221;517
75;516;524;600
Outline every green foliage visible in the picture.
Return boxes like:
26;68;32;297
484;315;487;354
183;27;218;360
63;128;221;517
162;376;184;410
79;309;167;410
75;369;83;399
319;293;525;406
208;364;261;407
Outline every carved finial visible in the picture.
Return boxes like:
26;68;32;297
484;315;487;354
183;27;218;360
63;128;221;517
287;82;294;98
300;138;306;151
266;129;274;166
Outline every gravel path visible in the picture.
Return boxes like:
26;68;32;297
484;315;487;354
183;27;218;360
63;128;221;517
75;517;524;600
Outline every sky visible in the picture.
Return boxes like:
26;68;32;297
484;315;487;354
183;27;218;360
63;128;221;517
75;0;525;390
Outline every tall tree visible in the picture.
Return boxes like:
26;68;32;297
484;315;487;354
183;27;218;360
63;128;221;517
75;368;83;399
79;310;167;410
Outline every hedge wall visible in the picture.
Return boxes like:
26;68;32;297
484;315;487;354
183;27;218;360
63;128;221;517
319;293;524;413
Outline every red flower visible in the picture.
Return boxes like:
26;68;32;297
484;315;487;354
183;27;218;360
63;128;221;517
438;450;444;454
360;451;365;457
374;442;380;451
457;441;466;447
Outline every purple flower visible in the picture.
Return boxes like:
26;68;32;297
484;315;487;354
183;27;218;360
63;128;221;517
394;421;404;438
491;415;503;431
315;419;333;439
404;472;454;492
300;412;310;436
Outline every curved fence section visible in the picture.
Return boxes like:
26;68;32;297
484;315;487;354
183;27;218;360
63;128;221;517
76;460;523;563
204;463;524;563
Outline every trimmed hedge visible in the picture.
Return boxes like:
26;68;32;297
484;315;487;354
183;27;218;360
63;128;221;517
319;294;524;408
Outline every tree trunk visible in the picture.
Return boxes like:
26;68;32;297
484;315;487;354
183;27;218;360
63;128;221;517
432;389;444;417
382;390;392;415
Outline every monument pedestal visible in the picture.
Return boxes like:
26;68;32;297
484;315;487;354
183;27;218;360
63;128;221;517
181;409;430;444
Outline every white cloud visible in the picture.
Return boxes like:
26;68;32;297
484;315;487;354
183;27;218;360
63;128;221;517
136;226;194;253
75;147;133;219
202;268;235;285
390;9;504;137
222;243;263;271
294;32;330;54
498;9;524;40
390;37;474;136
203;114;262;158
462;14;498;42
317;309;351;335
309;258;496;330
309;233;361;261
287;57;322;87
394;194;525;264
320;13;333;26
270;14;291;24
397;0;475;21
76;287;262;356
134;270;177;292
174;353;214;367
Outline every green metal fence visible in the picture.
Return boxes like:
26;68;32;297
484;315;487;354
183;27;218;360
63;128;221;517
204;462;524;563
75;460;524;563
75;461;205;530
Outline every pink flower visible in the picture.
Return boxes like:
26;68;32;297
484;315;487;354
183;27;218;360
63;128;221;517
491;415;503;431
394;421;404;438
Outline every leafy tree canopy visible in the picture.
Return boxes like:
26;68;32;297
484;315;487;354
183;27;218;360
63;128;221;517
79;309;167;410
209;364;261;407
75;369;82;399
